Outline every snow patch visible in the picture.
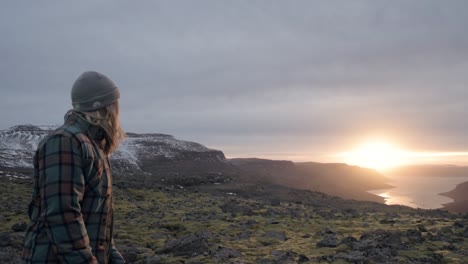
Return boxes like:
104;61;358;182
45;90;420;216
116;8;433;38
0;124;225;170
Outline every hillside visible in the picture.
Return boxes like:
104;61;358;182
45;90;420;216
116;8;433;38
1;178;467;263
230;159;392;203
440;181;468;213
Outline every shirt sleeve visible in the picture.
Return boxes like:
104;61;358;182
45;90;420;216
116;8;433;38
39;134;98;263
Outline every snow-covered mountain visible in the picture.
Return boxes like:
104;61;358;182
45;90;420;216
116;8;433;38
0;125;229;181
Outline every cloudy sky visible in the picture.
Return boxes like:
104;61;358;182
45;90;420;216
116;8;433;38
1;1;468;165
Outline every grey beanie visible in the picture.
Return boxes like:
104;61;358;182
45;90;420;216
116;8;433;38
71;71;120;112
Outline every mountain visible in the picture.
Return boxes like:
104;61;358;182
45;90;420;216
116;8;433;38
230;158;392;203
0;125;55;168
0;125;235;186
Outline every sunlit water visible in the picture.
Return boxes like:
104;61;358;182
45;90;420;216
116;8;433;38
368;175;468;209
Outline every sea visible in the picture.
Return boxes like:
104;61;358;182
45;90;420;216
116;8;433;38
368;175;468;209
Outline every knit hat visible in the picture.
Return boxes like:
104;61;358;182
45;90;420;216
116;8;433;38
71;71;120;112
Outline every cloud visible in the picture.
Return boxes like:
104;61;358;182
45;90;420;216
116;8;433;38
1;0;468;160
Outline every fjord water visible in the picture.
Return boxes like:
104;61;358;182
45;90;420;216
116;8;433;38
368;175;468;209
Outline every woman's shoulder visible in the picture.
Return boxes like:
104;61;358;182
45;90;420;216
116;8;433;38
36;124;97;157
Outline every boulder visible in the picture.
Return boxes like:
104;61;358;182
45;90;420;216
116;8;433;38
213;247;242;259
11;222;27;232
271;250;297;263
317;234;338;248
159;232;212;257
406;229;424;243
262;231;287;241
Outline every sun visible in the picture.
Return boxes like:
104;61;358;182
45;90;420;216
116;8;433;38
337;141;408;171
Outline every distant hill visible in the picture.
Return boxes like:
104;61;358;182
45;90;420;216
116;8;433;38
386;164;468;177
440;181;468;213
386;164;468;213
230;158;392;203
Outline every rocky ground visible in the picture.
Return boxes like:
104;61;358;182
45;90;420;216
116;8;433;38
1;176;468;264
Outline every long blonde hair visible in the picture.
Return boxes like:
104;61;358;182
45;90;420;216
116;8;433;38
83;101;126;154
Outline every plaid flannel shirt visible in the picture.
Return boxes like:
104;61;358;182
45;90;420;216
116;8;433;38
22;111;125;264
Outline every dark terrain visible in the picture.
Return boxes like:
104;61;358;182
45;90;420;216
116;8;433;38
1;168;468;263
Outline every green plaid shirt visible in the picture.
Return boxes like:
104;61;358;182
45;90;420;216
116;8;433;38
22;111;125;264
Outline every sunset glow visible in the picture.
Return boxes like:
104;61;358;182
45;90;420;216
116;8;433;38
336;141;468;171
337;142;408;171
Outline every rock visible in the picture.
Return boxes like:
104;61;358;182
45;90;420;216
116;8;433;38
214;247;242;259
339;236;358;247
298;254;310;263
151;232;167;240
262;231;287;241
159;232;211;257
267;219;280;225
220;201;254;216
335;251;367;263
405;252;444;264
359;229;403;249
271;250;297;263
0;215;6;222
312;255;336;263
159;223;186;232
0;232;24;249
417;224;427;232
0;233;11;247
343;208;360;218
314;228;337;237
270;198;281;206
255;258;276;264
349;229;403;262
11;222;27;232
431;226;454;241
133;255;162;264
0;246;21;264
406;229;424;243
453;221;464;228
379;219;396;225
240;219;257;229
317;234;338;248
386;232;403;248
237;231;251;240
442;243;457;250
119;246;149;263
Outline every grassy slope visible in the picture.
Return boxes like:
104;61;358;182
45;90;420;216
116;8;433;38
1;179;467;263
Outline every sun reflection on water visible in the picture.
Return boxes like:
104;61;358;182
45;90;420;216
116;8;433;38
368;175;468;209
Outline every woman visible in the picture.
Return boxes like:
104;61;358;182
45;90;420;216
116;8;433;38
22;71;126;263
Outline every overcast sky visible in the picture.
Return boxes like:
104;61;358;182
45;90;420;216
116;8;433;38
1;1;468;163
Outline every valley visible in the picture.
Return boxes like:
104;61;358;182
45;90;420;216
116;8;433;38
1;125;467;263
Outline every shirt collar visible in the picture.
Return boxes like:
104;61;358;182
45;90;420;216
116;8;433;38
64;110;106;142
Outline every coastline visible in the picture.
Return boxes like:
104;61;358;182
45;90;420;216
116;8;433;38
439;180;468;213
